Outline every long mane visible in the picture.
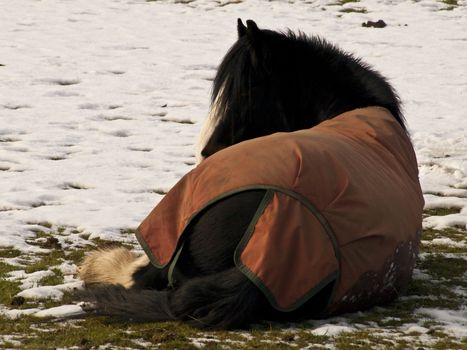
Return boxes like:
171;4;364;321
199;20;404;159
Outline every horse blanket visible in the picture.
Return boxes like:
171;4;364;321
136;107;424;315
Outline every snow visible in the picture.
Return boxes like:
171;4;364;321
34;304;85;318
424;212;467;230
0;0;466;344
16;281;83;300
0;304;84;320
422;237;466;248
416;307;467;338
0;307;41;320
423;194;467;228
1;0;466;251
7;269;54;289
189;337;221;348
17;286;65;300
310;324;354;337
402;324;430;334
0;303;84;320
58;261;78;275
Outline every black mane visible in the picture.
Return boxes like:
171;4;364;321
203;19;404;157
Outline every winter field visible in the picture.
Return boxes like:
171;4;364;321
0;0;466;348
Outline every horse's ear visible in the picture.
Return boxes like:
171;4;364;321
246;20;260;37
237;18;247;38
244;20;261;66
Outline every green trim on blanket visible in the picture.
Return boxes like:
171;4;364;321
168;241;184;288
135;228;166;269
232;188;339;312
135;184;341;312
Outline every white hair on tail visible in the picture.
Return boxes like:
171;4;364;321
78;248;149;288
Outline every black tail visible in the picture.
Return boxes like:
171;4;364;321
80;286;174;322
82;267;266;329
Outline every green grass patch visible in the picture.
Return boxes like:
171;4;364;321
24;250;65;274
24;230;62;251
90;237;135;250
337;0;360;4
349;299;420;327
433;337;467;350
120;228;138;235
0;247;22;258
421;242;466;254
0;317;204;349
40;291;76;310
420;226;466;253
38;268;64;286
422;227;465;242
26;221;53;229
334;331;407;350
417;254;467;287
0;315;219;349
0;137;20;143
66;249;86;265
424;207;462;216
339;7;367;13
0;262;22;305
0;261;20;277
79;232;91;240
0;279;21;306
1;224;466;349
441;0;458;5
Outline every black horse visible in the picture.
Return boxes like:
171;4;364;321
79;19;406;329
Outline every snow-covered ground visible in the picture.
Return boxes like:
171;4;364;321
1;0;466;246
1;0;466;345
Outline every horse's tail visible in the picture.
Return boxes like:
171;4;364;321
82;267;266;329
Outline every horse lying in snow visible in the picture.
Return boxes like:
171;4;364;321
78;19;424;329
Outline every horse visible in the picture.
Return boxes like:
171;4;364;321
78;19;421;329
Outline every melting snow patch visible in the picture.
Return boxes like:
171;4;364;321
7;269;54;289
17;286;64;300
16;281;83;300
0;307;41;319
58;261;78;275
189;337;220;348
240;332;254;341
311;324;354;336
416;307;467;338
402;324;430;334
422;237;466;248
424;213;467;230
424;194;466;209
131;339;154;348
412;268;431;280
34;304;84;318
0;335;22;347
